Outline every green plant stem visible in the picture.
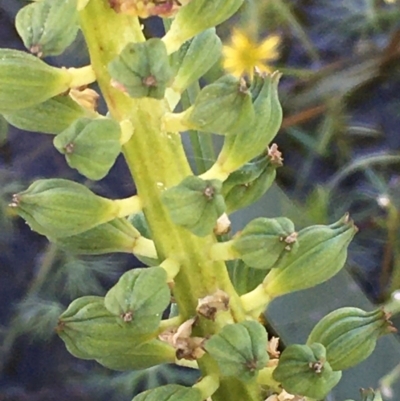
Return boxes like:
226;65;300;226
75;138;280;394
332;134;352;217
381;204;400;298
240;283;272;316
382;291;400;316
256;367;280;392
79;3;258;400
181;84;215;174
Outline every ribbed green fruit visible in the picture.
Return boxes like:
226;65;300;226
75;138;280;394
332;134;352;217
0;49;72;112
273;343;342;399
307;307;394;371
163;0;244;53
161;176;226;237
108;38;172;99
232;217;297;269
57;296;175;370
218;71;282;172
15;0;79;57
2;94;88;135
183;75;254;136
204;321;269;381
10;179;119;238
170;28;222;93
263;215;357;297
53;117;122;180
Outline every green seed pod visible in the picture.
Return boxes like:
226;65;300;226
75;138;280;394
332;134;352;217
104;267;171;334
204;321;269;381
132;385;202;401
9;178;121;239
163;0;244;54
161;176;226;237
218;71;283;172
306;307;395;371
51;218;141;255
170;28;222;94
223;146;283;213
182;75;254;136
0;49;72;112
263;215;358;298
360;389;383;401
2;94;88;135
15;0;79;58
273;343;342;399
57;296;175;370
232;217;298;269
53;117;122;180
108;38;172;100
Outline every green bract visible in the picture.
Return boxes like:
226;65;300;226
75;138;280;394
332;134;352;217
307;307;394;371
15;0;79;57
108;39;172;99
2;94;88;135
10;178;119;238
161;176;226;237
104;267;171;333
204;321;269;381
273;343;342;399
232;217;298;269
0;49;72;112
133;385;203;401
183;75;254;136
53;117;122;180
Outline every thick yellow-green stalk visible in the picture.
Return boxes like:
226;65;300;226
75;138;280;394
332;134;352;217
79;2;254;400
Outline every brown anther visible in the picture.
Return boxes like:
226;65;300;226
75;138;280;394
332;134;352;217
122;311;133;322
239;77;250;93
309;360;323;374
55;320;65;333
108;0;119;10
203;185;215;200
30;44;43;58
143;75;157;87
267;336;280;358
268;143;284;166
214;213;231;235
65;143;75;154
69;87;100;111
284;232;298;244
9;194;20;208
245;358;258;372
197;289;230;321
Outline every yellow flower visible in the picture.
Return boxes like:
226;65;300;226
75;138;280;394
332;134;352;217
223;29;280;79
